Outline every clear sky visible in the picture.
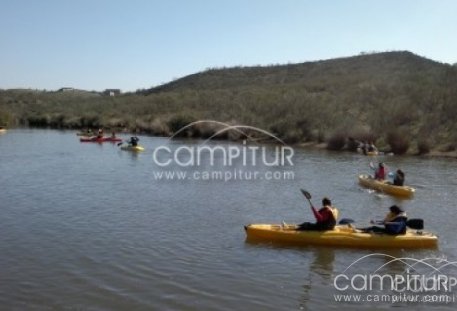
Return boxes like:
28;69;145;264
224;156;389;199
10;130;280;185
1;0;456;92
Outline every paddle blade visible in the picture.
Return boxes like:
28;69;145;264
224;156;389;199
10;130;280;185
339;218;355;225
406;218;424;230
300;189;312;200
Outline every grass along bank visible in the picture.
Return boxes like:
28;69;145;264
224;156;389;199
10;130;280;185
1;51;457;157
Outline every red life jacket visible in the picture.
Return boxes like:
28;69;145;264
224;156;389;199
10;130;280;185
375;167;386;180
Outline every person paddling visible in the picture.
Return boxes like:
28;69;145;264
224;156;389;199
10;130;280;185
393;169;405;186
362;205;407;234
128;136;139;146
368;141;377;153
297;197;337;231
372;162;386;180
97;128;104;138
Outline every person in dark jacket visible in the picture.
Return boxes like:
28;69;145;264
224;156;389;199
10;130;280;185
362;205;407;234
128;136;139;146
393;169;405;186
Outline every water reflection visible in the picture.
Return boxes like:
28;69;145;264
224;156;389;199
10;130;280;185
295;248;334;308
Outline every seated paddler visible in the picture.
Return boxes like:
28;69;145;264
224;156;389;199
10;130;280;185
297;197;338;231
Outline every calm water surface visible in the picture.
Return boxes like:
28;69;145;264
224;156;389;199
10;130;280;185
0;129;456;310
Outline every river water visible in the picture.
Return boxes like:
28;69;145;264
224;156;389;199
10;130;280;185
1;129;456;310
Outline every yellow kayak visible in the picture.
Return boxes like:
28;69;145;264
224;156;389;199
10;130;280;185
358;174;415;198
245;224;437;249
120;144;145;152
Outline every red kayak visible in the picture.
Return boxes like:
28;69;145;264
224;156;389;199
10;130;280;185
80;136;122;142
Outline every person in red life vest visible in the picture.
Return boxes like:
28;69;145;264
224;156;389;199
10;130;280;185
297;197;337;231
374;162;386;180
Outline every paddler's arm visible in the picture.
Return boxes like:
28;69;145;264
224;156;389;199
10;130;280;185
383;212;396;223
310;205;325;222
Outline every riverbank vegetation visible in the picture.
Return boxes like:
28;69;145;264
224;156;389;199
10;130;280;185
1;51;456;155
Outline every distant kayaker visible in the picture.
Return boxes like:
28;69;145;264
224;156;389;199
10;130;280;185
373;162;386;180
363;205;407;234
97;128;104;138
368;141;377;153
128;136;139;146
393;169;405;186
297;197;337;231
359;141;368;155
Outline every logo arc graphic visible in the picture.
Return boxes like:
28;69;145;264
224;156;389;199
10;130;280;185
202;124;286;145
169;120;249;140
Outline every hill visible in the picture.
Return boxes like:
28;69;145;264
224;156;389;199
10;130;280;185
1;51;456;154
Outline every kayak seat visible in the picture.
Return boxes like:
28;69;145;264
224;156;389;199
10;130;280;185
385;217;407;235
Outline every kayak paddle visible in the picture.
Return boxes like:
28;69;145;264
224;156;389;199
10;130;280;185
341;217;420;227
369;161;375;170
370;218;424;230
339;218;355;225
300;189;314;209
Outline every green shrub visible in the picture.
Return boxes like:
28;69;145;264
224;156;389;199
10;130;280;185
167;113;197;137
49;114;65;128
0;109;12;125
27;115;49;127
282;129;302;144
387;130;410;155
417;139;431;155
149;118;170;136
80;115;101;128
327;133;346;150
270;120;292;140
346;137;360;151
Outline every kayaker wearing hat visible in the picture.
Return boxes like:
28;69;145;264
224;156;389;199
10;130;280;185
297;197;338;231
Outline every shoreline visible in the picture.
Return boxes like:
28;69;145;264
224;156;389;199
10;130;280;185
6;126;457;160
296;142;457;160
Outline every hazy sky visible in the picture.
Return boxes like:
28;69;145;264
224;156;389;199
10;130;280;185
1;0;456;91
